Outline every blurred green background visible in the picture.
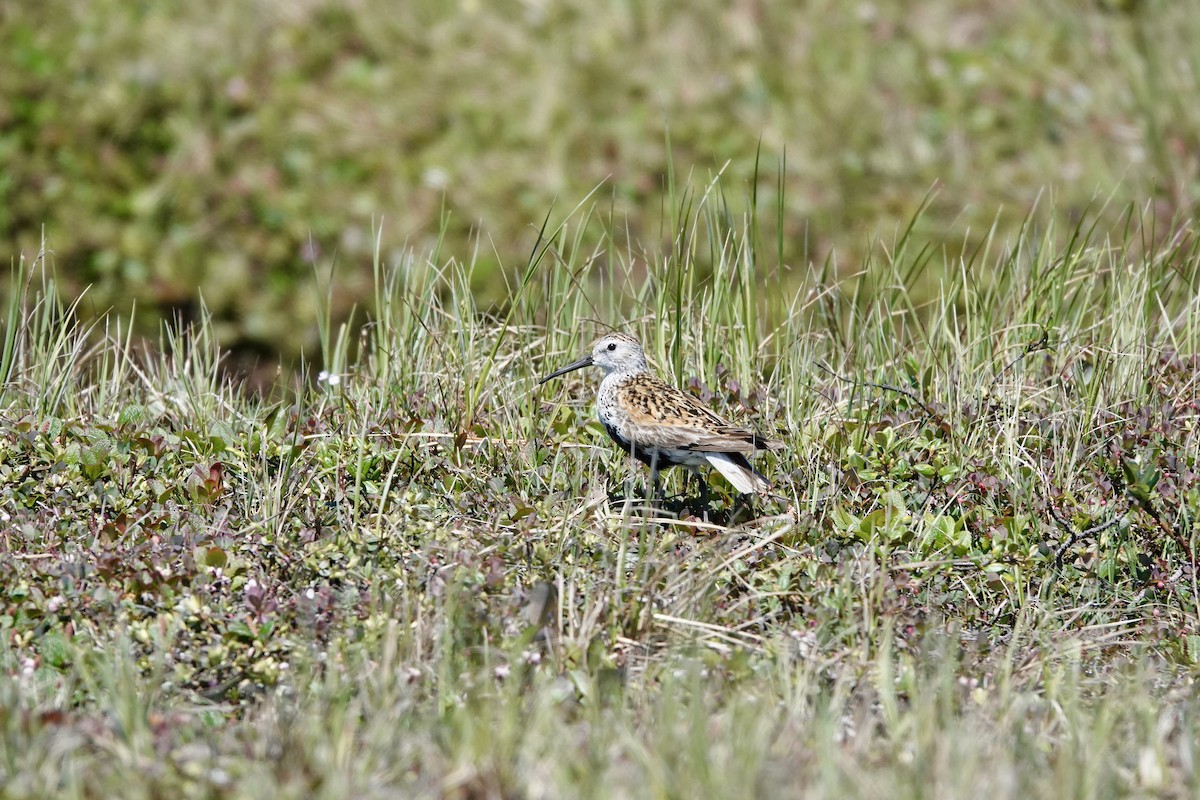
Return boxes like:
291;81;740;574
3;0;1197;373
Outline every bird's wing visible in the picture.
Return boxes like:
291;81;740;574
617;375;781;453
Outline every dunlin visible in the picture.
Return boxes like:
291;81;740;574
539;333;782;507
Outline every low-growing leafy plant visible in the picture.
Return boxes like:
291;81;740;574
2;186;1200;796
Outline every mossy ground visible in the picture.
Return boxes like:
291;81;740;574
3;191;1200;796
4;0;1200;370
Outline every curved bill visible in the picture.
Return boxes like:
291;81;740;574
538;355;593;385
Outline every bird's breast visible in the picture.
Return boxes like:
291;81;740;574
595;377;626;424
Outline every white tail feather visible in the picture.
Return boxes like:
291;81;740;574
705;453;769;494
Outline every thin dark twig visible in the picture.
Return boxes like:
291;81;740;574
815;362;934;415
1048;501;1124;568
1126;491;1194;556
1110;456;1195;558
986;327;1051;399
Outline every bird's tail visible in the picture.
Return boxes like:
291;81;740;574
705;452;771;494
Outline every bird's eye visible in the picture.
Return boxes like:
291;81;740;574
606;343;617;351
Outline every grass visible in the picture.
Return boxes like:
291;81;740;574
4;0;1200;367
2;181;1200;797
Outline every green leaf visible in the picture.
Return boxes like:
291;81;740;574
1187;635;1200;665
197;546;228;569
209;421;236;452
117;404;147;428
40;630;72;669
913;462;937;478
227;621;255;642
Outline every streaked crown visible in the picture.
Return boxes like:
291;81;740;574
590;333;650;375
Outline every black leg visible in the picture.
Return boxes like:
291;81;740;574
649;453;663;503
729;492;752;522
685;467;710;521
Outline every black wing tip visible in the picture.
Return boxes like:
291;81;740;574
753;434;786;451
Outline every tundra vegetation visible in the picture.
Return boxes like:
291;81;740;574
4;0;1200;797
3;193;1200;797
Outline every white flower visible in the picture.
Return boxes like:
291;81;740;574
422;167;449;189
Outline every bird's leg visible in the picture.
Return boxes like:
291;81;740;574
620;444;638;517
729;492;750;523
649;452;664;507
686;466;710;522
620;465;639;519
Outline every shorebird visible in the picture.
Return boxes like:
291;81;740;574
539;332;782;508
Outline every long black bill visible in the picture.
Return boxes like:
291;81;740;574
538;355;593;385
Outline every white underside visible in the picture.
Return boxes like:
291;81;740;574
704;452;768;494
629;446;771;495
